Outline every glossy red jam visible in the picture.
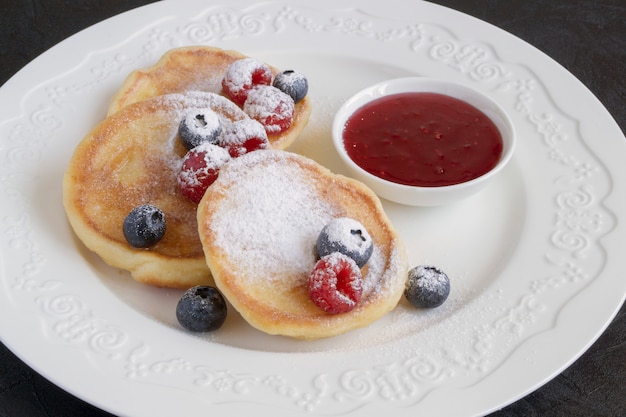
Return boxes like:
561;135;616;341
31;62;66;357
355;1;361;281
343;92;503;187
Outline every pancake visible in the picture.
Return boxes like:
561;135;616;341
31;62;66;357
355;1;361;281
197;150;408;339
63;91;251;288
107;45;312;151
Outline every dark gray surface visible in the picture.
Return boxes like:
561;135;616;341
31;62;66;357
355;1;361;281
1;0;624;416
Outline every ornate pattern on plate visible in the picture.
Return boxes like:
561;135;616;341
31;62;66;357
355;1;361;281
0;3;614;415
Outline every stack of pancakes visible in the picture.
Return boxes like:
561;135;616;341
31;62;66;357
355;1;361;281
63;46;407;339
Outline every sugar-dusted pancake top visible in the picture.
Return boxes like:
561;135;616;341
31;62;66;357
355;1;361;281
108;46;247;115
107;45;312;151
197;150;408;339
63;91;250;288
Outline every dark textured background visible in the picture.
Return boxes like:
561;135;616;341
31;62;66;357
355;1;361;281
1;0;624;416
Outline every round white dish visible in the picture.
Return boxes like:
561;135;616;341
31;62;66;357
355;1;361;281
0;1;624;417
332;77;516;206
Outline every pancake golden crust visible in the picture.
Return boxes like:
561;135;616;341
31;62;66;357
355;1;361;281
63;91;250;288
197;150;408;340
108;45;312;151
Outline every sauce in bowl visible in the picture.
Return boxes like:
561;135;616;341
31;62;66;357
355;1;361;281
342;92;504;187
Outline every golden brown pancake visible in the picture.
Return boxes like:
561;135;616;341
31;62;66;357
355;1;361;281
197;150;408;339
107;45;312;151
63;91;252;288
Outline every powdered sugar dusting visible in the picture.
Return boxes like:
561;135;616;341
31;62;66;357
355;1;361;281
323;217;372;259
207;151;401;301
199;142;231;169
219;119;268;146
210;151;335;287
181;108;221;137
361;245;387;297
158;91;248;124
409;265;450;296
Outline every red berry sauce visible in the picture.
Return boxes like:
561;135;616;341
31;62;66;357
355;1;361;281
342;92;503;187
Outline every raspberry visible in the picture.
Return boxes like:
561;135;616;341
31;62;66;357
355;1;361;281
308;252;363;314
219;119;269;158
243;85;294;135
221;58;272;106
177;142;231;204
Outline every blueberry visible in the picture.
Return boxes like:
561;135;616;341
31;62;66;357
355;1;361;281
179;108;222;150
405;265;450;308
272;70;308;103
316;217;373;268
176;286;227;332
122;204;166;248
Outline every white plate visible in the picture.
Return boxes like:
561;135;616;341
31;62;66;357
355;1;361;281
1;1;624;416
